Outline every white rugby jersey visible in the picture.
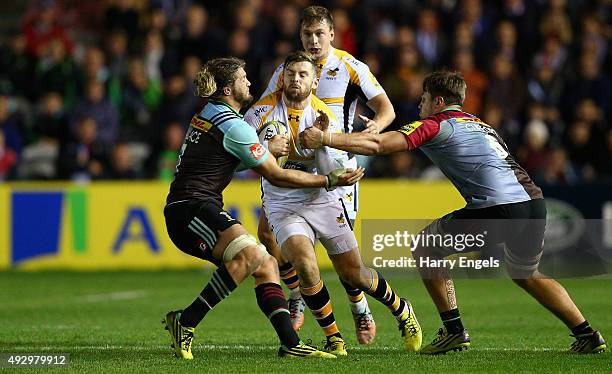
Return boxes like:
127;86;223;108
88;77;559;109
261;47;385;136
244;91;348;205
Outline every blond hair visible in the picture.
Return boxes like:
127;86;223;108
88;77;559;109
193;57;246;98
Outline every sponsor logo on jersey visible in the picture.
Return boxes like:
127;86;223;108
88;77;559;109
190;116;213;132
249;143;266;160
283;161;307;171
336;214;345;224
252;106;268;118
197;239;208;252
398;121;423;136
288;114;300;121
344;192;353;202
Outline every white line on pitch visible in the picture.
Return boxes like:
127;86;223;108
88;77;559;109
77;290;149;303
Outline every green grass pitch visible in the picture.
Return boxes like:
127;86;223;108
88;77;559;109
1;270;610;373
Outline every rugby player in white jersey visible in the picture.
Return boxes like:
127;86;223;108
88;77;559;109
245;51;422;355
257;5;395;345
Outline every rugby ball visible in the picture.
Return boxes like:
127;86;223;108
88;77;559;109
257;120;290;167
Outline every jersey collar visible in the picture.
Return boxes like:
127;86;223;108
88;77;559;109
209;99;243;118
440;105;462;113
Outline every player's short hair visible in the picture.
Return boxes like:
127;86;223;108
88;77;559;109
300;6;333;30
422;70;467;106
194;57;246;98
283;51;317;73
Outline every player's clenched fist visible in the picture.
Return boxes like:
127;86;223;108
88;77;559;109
299;126;325;149
268;135;290;157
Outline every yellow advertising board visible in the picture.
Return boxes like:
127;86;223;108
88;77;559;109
0;181;464;270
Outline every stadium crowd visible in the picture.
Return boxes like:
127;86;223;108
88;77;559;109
0;0;609;183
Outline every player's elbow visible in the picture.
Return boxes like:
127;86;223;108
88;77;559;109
387;105;396;123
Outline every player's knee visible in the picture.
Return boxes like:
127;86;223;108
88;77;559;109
292;258;320;285
234;245;267;273
260;252;278;271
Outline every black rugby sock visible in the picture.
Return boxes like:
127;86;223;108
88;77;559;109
440;308;464;334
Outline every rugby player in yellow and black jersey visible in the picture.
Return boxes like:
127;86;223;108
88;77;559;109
255;5;392;346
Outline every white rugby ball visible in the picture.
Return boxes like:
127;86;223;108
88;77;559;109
257;120;290;167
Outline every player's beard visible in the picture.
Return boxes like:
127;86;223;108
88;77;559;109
284;85;310;102
236;90;253;107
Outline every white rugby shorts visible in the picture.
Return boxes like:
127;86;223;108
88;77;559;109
264;199;357;255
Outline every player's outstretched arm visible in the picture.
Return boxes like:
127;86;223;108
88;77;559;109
299;126;408;156
253;155;365;189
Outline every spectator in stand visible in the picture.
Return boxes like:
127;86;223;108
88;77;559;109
454;48;487;115
536;148;578;185
532;35;568;74
539;0;573;45
34;37;78;106
105;29;130;83
527;63;565;109
71;80;119;148
176;5;226;66
21;0;73;58
119;57;162;143
331;8;357;55
32;92;70;143
453;21;475;53
104;0;141;42
107;142;141;179
517;118;551;177
486;53;525;121
564;55;610;119
415;8;446;67
150;122;183;181
156;74;200;133
0;34;35;99
564;119;599;181
57;116;107;180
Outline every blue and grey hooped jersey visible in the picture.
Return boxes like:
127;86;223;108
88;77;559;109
167;100;270;205
397;109;543;209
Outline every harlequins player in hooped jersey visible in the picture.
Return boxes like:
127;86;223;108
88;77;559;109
161;57;364;360
300;70;606;355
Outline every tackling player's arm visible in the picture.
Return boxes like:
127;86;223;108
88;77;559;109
253;155;362;189
299;119;440;156
223;121;363;188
